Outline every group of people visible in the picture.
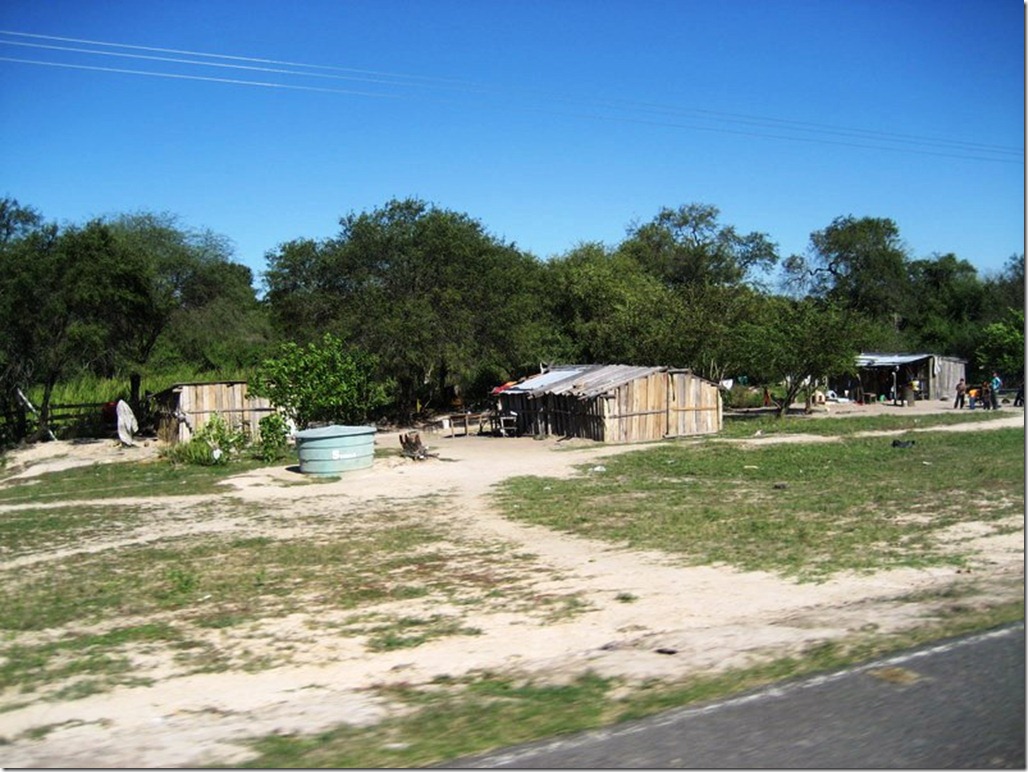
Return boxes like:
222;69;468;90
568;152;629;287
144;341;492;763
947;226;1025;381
953;372;1004;410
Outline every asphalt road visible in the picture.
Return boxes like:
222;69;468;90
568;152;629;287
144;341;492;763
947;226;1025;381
447;624;1025;769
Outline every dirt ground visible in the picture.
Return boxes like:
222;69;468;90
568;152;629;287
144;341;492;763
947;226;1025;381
1;400;1024;768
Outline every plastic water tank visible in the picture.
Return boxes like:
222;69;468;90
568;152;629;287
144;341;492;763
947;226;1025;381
294;425;376;475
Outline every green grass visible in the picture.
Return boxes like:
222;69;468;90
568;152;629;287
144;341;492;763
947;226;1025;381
241;602;1024;768
497;427;1025;581
720;407;1012;438
0;504;147;556
0;456;276;503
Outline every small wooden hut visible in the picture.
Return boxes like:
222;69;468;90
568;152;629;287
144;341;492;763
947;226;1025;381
497;364;722;443
151;381;276;444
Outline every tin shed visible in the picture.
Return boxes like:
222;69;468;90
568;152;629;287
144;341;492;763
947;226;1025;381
152;381;276;444
497;364;722;443
850;353;966;403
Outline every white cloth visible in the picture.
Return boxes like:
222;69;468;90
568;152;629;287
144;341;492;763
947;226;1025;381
116;399;139;446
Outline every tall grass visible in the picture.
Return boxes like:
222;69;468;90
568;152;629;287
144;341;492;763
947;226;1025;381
27;367;256;407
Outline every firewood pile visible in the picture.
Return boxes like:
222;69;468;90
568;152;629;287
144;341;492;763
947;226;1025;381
399;432;438;461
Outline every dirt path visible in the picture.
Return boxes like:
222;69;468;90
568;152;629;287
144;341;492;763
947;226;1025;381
1;406;1023;768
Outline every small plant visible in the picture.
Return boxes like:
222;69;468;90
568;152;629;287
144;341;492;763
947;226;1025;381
253;412;290;463
163;412;247;466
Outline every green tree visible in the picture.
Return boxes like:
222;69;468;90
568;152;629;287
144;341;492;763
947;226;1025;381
0;218;152;437
740;298;867;417
543;243;684;365
975;308;1024;384
673;283;772;385
264;199;549;418
784;216;911;335
105;212;269;377
249;333;388;428
619;203;778;288
902;253;985;358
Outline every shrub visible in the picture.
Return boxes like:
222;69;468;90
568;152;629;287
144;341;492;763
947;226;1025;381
163;413;247;466
253;412;290;463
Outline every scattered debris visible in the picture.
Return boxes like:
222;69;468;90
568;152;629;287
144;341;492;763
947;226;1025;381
655;647;678;655
891;439;916;448
590;465;607;473
399;432;439;461
868;666;922;685
772;482;789;490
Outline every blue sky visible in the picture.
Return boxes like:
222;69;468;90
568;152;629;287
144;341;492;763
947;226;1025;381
1;0;1023;289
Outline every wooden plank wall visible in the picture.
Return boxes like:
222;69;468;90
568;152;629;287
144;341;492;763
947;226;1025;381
666;371;722;437
173;383;275;443
601;370;667;443
499;370;722;444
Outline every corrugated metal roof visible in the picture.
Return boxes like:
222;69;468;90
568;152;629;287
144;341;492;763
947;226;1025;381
502;365;597;396
856;353;935;367
505;364;667;399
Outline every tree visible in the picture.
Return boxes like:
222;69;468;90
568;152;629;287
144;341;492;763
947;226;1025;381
249;333;388;428
740;298;868;417
903;253;985;360
264;198;550;418
784;215;911;330
105;213;268;378
672;283;772;385
0;218;153;437
975;309;1024;384
619;203;778;289
543;243;684;365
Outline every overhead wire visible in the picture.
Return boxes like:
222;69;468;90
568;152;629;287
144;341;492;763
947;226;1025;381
0;30;1021;164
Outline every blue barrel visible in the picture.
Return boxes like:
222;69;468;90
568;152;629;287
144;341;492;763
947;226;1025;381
294;425;376;475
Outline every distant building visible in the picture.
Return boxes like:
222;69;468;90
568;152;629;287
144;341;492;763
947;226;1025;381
843;353;967;403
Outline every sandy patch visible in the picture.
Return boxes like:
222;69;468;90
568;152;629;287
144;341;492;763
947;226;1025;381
0;404;1023;768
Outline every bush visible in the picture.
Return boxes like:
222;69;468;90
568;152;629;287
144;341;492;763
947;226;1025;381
253;412;290;463
724;385;767;409
163;413;247;466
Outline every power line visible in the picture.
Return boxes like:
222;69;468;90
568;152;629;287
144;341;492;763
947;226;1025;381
0;30;1021;164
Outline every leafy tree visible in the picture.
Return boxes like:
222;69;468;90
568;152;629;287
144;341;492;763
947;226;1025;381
673;283;772;385
0;218;152;436
975;308;1024;384
784;215;911;330
0;196;43;245
619;203;778;288
264;199;550;418
105;212;269;377
903;253;985;359
981;253;1025;323
740;298;867;416
249;333;388;428
543;243;684;365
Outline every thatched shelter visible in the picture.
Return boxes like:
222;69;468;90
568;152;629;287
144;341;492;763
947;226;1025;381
496;364;722;443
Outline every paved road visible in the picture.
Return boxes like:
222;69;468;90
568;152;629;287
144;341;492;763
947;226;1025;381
447;624;1025;769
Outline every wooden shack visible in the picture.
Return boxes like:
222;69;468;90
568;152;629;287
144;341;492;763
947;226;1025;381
151;381;276;444
497;364;722;443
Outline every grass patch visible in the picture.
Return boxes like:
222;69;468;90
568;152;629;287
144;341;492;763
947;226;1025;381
0;622;180;697
497;427;1024;581
0;457;273;503
365;615;483;652
0;504;146;557
720;408;1011;439
241;602;1023;769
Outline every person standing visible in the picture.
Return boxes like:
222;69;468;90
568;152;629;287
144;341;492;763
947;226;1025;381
980;380;992;410
990;372;1002;409
953;378;966;409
